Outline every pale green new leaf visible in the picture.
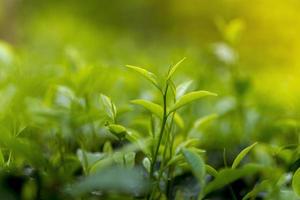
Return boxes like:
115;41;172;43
292;168;300;197
126;65;159;89
194;114;218;130
100;94;117;120
131;99;163;118
167;57;186;80
108;124;127;135
182;148;206;187
176;80;193;100
166;154;184;167
174;112;185;129
176;139;201;154
169;91;217;113
232;142;257;169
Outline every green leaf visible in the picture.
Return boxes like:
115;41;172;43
169;90;217;113
242;180;271;200
176;139;201;154
108;124;127;134
107;124;127;139
232;142;257;169
131;99;163;118
176;80;193;100
174;112;185;129
205;164;218;177
194;114;218;130
166;154;184;167
100;94;117;121
182;148;206;188
126;65;160;89
204;164;262;196
167;57;186;80
292;168;300;197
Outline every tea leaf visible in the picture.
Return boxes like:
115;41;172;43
176;80;193;100
108;124;127;135
205;164;218;177
100;94;117;121
204;164;262;196
232;142;257;169
126;65;160;89
131;99;163;118
169;91;217;113
182;148;206;187
167;57;186;80
194;114;218;129
174;112;185;129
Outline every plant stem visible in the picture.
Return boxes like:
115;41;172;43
148;85;169;199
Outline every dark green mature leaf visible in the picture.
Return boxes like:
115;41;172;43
182;148;206;187
167;57;186;80
169;91;217;113
292;168;300;197
131;99;163;118
126;65;160;89
204;164;262;196
232;142;257;169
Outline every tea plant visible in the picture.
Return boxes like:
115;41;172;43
125;58;217;199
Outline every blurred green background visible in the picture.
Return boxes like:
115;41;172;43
0;0;300;199
2;0;300;102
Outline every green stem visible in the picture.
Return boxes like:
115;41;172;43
158;113;175;182
150;114;167;179
148;85;169;199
